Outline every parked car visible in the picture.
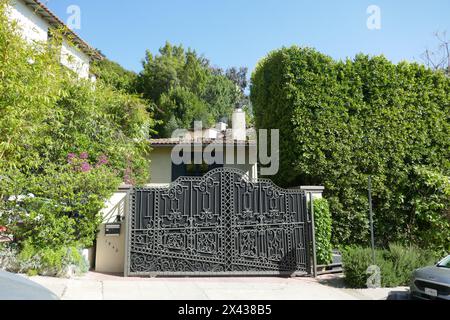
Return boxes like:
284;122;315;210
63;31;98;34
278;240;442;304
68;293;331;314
0;271;59;300
410;255;450;300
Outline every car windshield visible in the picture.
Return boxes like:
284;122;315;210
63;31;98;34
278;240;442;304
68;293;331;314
437;256;450;268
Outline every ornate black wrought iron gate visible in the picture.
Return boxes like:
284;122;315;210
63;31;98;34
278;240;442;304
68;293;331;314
125;168;313;276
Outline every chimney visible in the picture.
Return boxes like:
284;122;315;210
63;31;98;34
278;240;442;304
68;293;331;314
232;108;246;141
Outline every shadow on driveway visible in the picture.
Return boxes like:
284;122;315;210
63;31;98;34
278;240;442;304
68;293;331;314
317;274;347;288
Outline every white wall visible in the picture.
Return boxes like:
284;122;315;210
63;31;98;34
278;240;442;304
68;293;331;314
101;192;127;224
7;1;92;79
7;0;48;43
147;146;259;185
95;191;128;274
60;40;91;79
148;147;174;185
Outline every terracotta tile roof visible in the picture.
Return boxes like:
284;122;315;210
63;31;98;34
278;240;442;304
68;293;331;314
22;0;104;60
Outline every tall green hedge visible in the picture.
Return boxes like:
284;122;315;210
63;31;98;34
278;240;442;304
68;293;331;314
251;46;450;253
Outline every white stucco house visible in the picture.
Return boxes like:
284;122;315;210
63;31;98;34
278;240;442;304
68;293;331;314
6;0;103;78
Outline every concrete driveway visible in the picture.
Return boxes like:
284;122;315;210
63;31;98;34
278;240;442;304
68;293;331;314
24;272;409;300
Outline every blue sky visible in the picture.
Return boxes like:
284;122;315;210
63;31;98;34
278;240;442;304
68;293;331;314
44;0;450;74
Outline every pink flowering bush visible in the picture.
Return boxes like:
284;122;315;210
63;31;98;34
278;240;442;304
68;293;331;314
67;152;110;173
97;155;109;166
79;152;89;160
1;163;120;249
0;1;153;262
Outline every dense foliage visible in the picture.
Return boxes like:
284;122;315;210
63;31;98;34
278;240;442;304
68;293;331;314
91;58;138;93
0;2;153;261
341;244;437;288
251;46;450;254
314;198;333;265
0;241;88;277
136;42;250;137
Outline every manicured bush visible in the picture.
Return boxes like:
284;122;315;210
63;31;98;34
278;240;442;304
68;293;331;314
314;198;333;265
341;245;438;288
251;46;450;252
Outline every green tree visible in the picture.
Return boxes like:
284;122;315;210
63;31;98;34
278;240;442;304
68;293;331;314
202;74;238;121
91;58;137;93
226;67;248;92
159;86;213;136
137;45;181;103
136;42;245;136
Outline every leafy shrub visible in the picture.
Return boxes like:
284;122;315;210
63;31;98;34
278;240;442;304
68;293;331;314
376;257;397;288
314;198;333;265
0;243;16;270
91;58;137;93
383;244;437;286
1;162;120;249
1;242;88;277
0;1;153;251
251;46;450;251
341;246;380;288
341;245;438;288
409;167;450;255
0;243;40;273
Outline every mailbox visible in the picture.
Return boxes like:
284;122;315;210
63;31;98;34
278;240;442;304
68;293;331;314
105;223;121;237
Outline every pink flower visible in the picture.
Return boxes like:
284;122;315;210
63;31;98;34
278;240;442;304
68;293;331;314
80;152;89;160
81;162;91;172
124;167;134;185
67;153;77;164
97;154;109;166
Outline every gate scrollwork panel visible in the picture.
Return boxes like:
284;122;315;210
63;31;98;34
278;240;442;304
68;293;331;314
127;168;312;276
